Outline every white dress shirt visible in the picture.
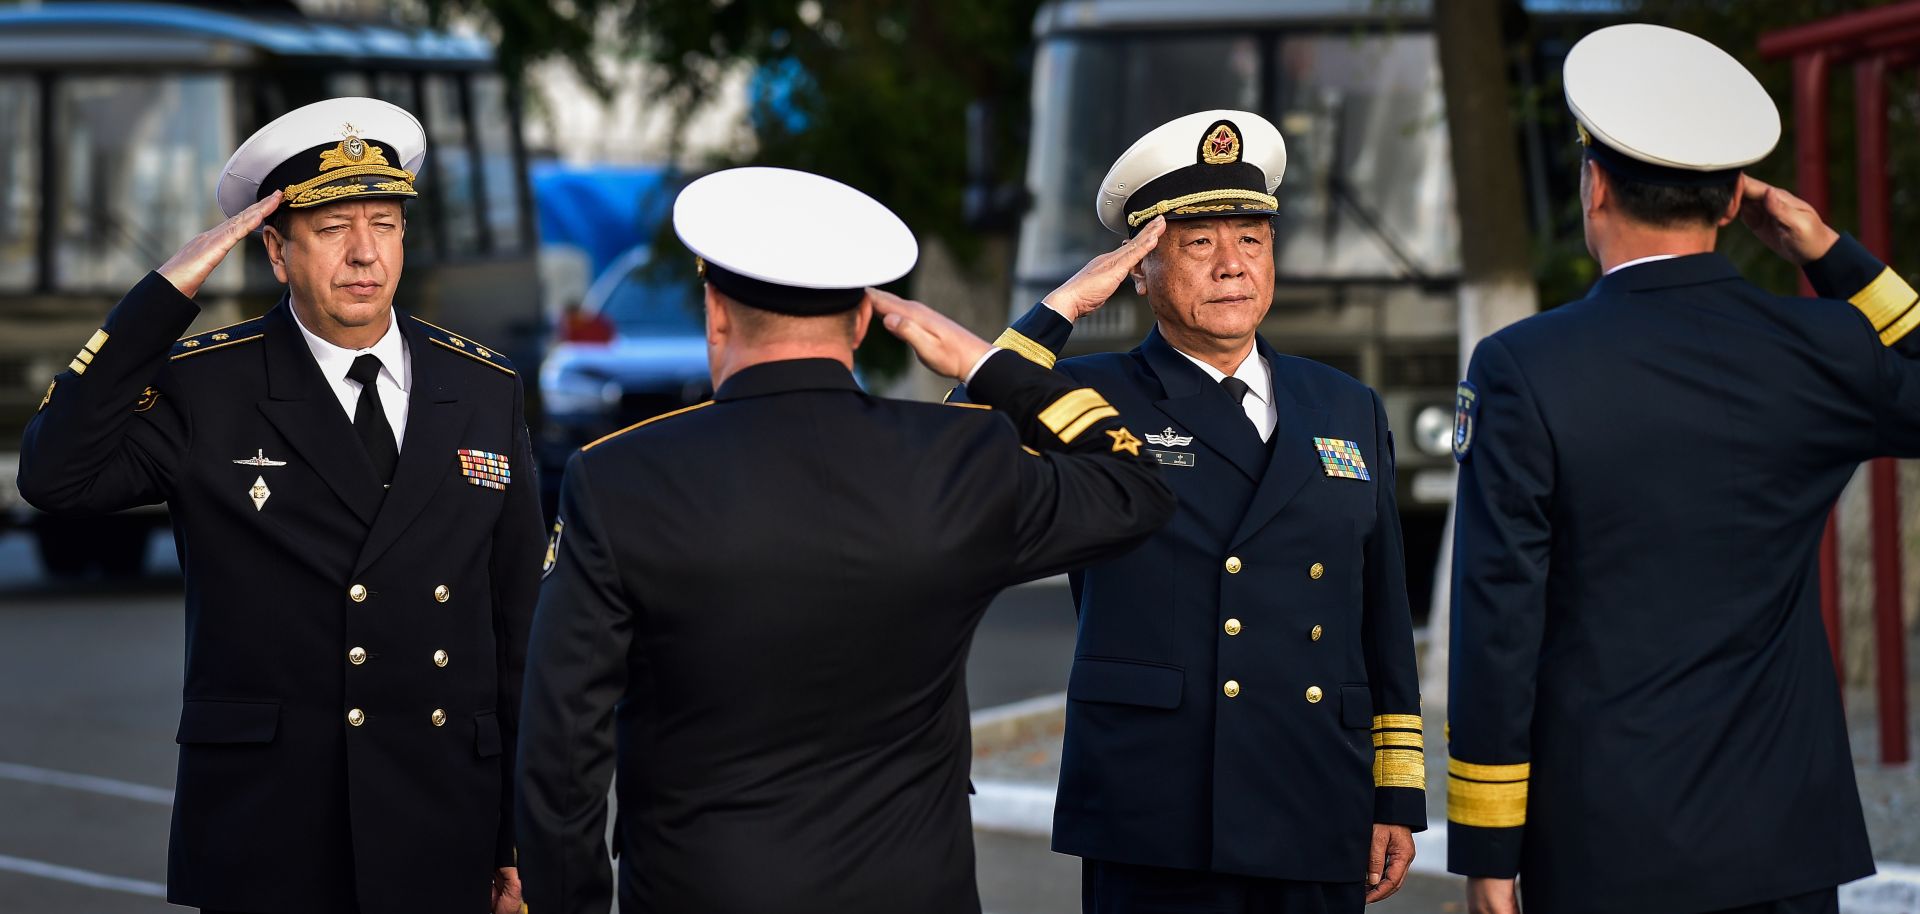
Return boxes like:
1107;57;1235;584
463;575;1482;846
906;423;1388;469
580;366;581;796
292;306;411;446
1175;346;1276;442
1604;253;1680;275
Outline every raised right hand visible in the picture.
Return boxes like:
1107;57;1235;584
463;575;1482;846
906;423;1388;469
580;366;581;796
869;287;993;381
157;191;281;298
1738;176;1838;267
1041;215;1167;322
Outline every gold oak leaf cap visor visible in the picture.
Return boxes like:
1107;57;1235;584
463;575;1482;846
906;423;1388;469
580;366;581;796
216;96;427;219
1097;108;1288;237
673;166;919;316
1564;24;1780;187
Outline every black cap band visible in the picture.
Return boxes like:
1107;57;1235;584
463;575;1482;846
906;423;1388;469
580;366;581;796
705;263;864;315
1584;135;1742;189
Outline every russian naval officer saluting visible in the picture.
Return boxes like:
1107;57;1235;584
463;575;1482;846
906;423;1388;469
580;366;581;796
958;110;1426;911
1447;25;1920;914
514;167;1175;914
18;98;544;914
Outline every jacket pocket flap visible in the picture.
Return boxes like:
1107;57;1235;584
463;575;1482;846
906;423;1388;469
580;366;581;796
1340;685;1373;730
1068;658;1183;709
474;710;502;758
176;700;280;745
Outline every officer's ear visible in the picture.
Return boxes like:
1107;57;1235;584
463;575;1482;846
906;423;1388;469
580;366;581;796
704;283;730;347
849;297;873;348
1717;174;1746;228
1582;158;1608;219
261;214;291;285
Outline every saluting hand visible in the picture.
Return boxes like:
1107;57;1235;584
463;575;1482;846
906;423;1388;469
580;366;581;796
1041;215;1168;322
869;288;993;381
157;190;282;299
1738;176;1839;267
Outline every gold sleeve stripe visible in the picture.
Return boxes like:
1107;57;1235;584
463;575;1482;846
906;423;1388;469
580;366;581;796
1372;731;1424;749
1059;406;1120;443
1881;298;1920;346
993;328;1057;369
1447;758;1530;783
582;401;714;451
67;358;87;375
943;401;992;410
84;329;108;354
1021;445;1042;456
1037;389;1111;435
1448;777;1528;828
1372;714;1423;732
1373;749;1426;789
76;348;94;365
1849;267;1918;331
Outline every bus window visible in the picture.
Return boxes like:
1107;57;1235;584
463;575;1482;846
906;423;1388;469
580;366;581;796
0;77;37;290
1270;33;1460;279
469;74;524;254
53;74;236;293
422;73;481;258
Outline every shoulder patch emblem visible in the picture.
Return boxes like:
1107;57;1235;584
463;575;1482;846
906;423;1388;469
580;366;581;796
1453;381;1478;462
172;317;265;360
542;519;564;579
410;316;516;376
38;379;54;412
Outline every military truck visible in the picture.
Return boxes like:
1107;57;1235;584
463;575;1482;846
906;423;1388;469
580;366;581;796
0;1;540;576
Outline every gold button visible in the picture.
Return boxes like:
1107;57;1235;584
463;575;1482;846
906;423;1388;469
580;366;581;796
348;646;367;665
1310;562;1325;580
1305;686;1323;704
349;584;367;602
1224;618;1242;636
347;708;365;727
1223;680;1241;698
433;650;449;668
1225;556;1243;574
431;708;447;727
433;585;450;603
1310;625;1324;642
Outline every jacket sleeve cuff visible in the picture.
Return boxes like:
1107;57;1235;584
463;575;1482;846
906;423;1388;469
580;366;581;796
1804;233;1887;301
993;303;1073;368
965;347;1047;408
1373;786;1428;831
1446;823;1525;878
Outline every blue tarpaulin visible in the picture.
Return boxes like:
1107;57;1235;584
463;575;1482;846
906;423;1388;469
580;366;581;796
529;162;675;278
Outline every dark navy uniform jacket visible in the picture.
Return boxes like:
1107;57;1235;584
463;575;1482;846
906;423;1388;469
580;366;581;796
515;351;1175;914
18;272;546;914
1447;237;1919;913
958;305;1426;883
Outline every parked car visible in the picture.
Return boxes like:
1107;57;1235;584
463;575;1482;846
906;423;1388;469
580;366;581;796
537;245;710;517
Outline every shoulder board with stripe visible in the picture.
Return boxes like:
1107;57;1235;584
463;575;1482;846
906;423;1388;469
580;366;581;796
409;315;516;375
171;316;267;360
582;401;715;452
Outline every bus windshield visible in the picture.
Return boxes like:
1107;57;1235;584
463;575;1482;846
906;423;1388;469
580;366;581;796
1019;30;1460;285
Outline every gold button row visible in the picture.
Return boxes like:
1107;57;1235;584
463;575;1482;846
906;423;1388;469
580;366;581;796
1222;620;1325;640
1220;682;1326;703
347;708;451;727
1222;559;1328;579
347;648;449;667
350;584;453;602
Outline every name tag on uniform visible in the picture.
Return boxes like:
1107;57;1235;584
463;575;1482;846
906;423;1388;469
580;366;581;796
1149;449;1196;468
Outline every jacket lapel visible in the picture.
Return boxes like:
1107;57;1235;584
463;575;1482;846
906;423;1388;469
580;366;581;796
257;303;384;526
1230;341;1329;549
1141;327;1267;483
355;316;471;576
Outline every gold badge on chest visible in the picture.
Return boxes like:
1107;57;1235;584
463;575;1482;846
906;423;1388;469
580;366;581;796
249;476;271;512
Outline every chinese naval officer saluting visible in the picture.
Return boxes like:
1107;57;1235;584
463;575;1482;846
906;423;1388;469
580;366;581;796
955;110;1425;912
18;97;544;914
514;167;1176;914
1447;25;1920;914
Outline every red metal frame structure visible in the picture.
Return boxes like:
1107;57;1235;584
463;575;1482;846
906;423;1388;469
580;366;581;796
1762;3;1916;766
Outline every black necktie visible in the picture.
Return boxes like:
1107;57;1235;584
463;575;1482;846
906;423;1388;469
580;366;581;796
1220;376;1253;405
347;354;398;484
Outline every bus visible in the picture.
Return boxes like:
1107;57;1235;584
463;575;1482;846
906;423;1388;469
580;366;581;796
1006;0;1611;615
0;1;541;577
